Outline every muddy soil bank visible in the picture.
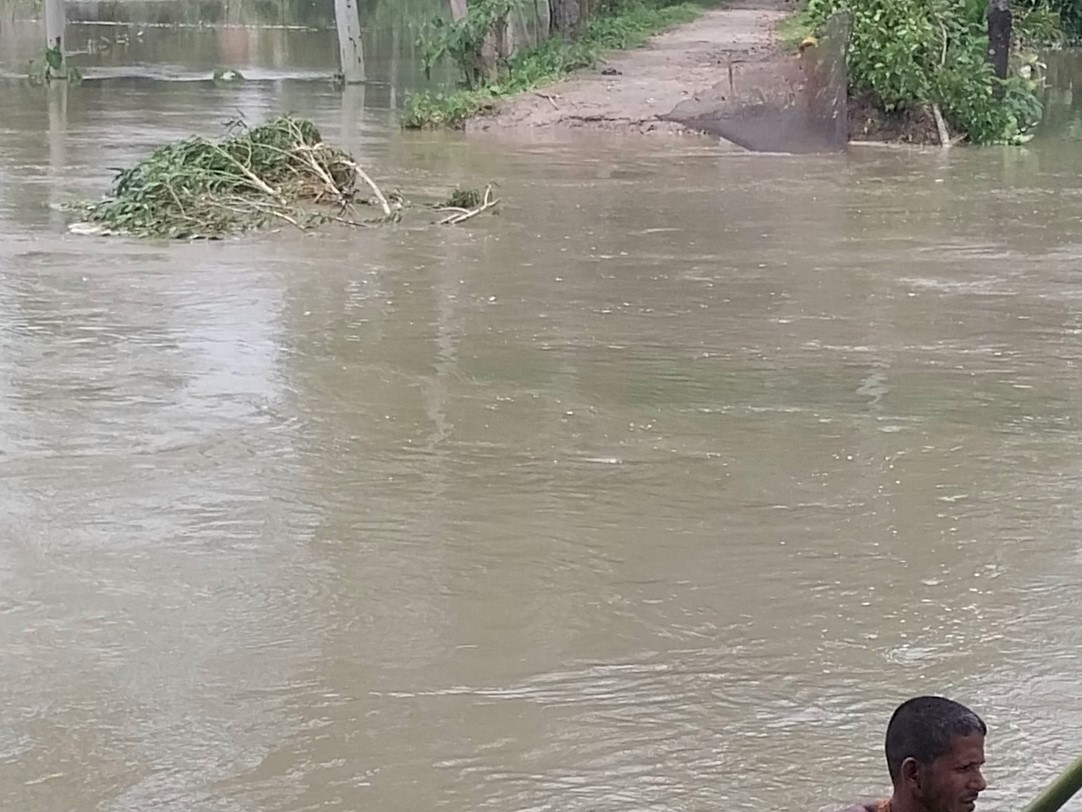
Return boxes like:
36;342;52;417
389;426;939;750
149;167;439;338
466;1;942;150
467;0;797;138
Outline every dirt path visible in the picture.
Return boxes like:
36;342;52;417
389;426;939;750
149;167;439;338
467;0;796;136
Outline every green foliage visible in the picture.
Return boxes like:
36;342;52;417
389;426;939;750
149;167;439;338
849;0;940;107
1022;0;1082;39
800;0;1059;144
402;88;497;128
588;0;702;46
44;43;63;71
404;0;704;129
416;0;521;88
932;33;1043;144
26;45;83;86
777;10;818;48
444;187;483;208
1013;2;1065;47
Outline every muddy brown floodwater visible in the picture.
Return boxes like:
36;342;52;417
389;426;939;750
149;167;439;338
3;19;1082;812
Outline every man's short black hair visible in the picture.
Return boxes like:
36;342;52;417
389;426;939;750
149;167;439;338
885;696;987;782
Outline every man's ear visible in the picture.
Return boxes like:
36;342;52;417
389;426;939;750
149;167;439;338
900;758;923;792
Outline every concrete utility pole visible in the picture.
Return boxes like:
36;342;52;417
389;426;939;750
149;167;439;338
340;83;366;155
334;0;365;84
44;0;67;79
987;0;1012;80
449;0;468;21
47;81;68;229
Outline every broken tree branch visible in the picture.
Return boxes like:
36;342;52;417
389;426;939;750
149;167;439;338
438;184;499;225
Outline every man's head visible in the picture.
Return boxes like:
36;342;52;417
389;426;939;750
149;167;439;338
886;696;988;812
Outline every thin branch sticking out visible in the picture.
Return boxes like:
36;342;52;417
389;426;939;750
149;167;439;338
438;185;500;225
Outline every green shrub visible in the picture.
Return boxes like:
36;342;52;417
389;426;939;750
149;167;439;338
1022;0;1082;39
802;0;1056;143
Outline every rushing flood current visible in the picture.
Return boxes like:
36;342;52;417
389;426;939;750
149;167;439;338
2;18;1082;812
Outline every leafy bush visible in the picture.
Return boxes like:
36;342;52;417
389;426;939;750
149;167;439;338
416;0;520;88
843;0;942;108
1022;0;1082;39
933;36;1041;143
1014;2;1066;45
803;0;1055;143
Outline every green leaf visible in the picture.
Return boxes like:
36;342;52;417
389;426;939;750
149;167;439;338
44;45;63;71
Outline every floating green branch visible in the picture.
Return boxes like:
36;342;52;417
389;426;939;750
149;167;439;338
71;115;501;238
75;116;397;238
443;187;483;209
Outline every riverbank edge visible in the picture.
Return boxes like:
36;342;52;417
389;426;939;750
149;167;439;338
400;1;717;131
460;0;820;139
461;0;949;146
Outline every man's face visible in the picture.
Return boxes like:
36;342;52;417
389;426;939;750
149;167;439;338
920;732;987;812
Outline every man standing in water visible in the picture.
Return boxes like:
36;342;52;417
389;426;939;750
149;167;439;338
847;696;988;812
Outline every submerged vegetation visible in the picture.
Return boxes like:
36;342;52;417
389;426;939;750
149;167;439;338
792;0;1062;144
72;116;499;238
26;44;83;86
402;0;709;129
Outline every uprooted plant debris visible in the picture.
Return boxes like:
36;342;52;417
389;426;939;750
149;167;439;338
443;187;483;209
74;116;498;238
434;184;500;225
